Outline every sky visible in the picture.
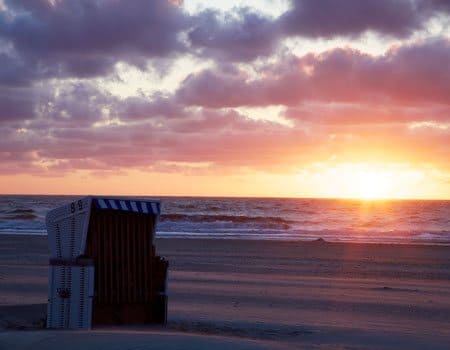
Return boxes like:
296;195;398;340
0;0;449;199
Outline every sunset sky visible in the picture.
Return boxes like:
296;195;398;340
0;0;449;199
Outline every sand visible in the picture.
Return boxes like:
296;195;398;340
1;235;450;349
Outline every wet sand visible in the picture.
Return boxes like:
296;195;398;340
1;234;450;349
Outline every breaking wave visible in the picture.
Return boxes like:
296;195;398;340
0;208;38;221
161;214;293;229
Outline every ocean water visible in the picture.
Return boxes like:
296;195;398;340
0;195;449;244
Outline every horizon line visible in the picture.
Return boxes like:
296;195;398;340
1;193;449;201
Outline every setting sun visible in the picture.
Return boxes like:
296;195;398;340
296;162;445;200
352;171;391;200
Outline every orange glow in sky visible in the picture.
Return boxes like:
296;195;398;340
1;162;448;200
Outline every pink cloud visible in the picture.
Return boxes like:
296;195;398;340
177;39;450;108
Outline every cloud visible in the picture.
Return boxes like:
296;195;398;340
187;0;450;62
280;0;424;39
0;52;39;87
0;80;308;175
0;0;188;82
119;94;184;121
0;2;449;179
188;8;281;61
176;38;450;107
5;0;188;55
0;0;448;85
0;86;36;122
175;65;267;108
285;103;450;126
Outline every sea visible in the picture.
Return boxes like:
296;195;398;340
0;195;449;245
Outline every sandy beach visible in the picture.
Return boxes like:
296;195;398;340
1;234;450;349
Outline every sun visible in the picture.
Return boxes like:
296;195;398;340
353;171;391;200
310;163;403;200
297;161;450;200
